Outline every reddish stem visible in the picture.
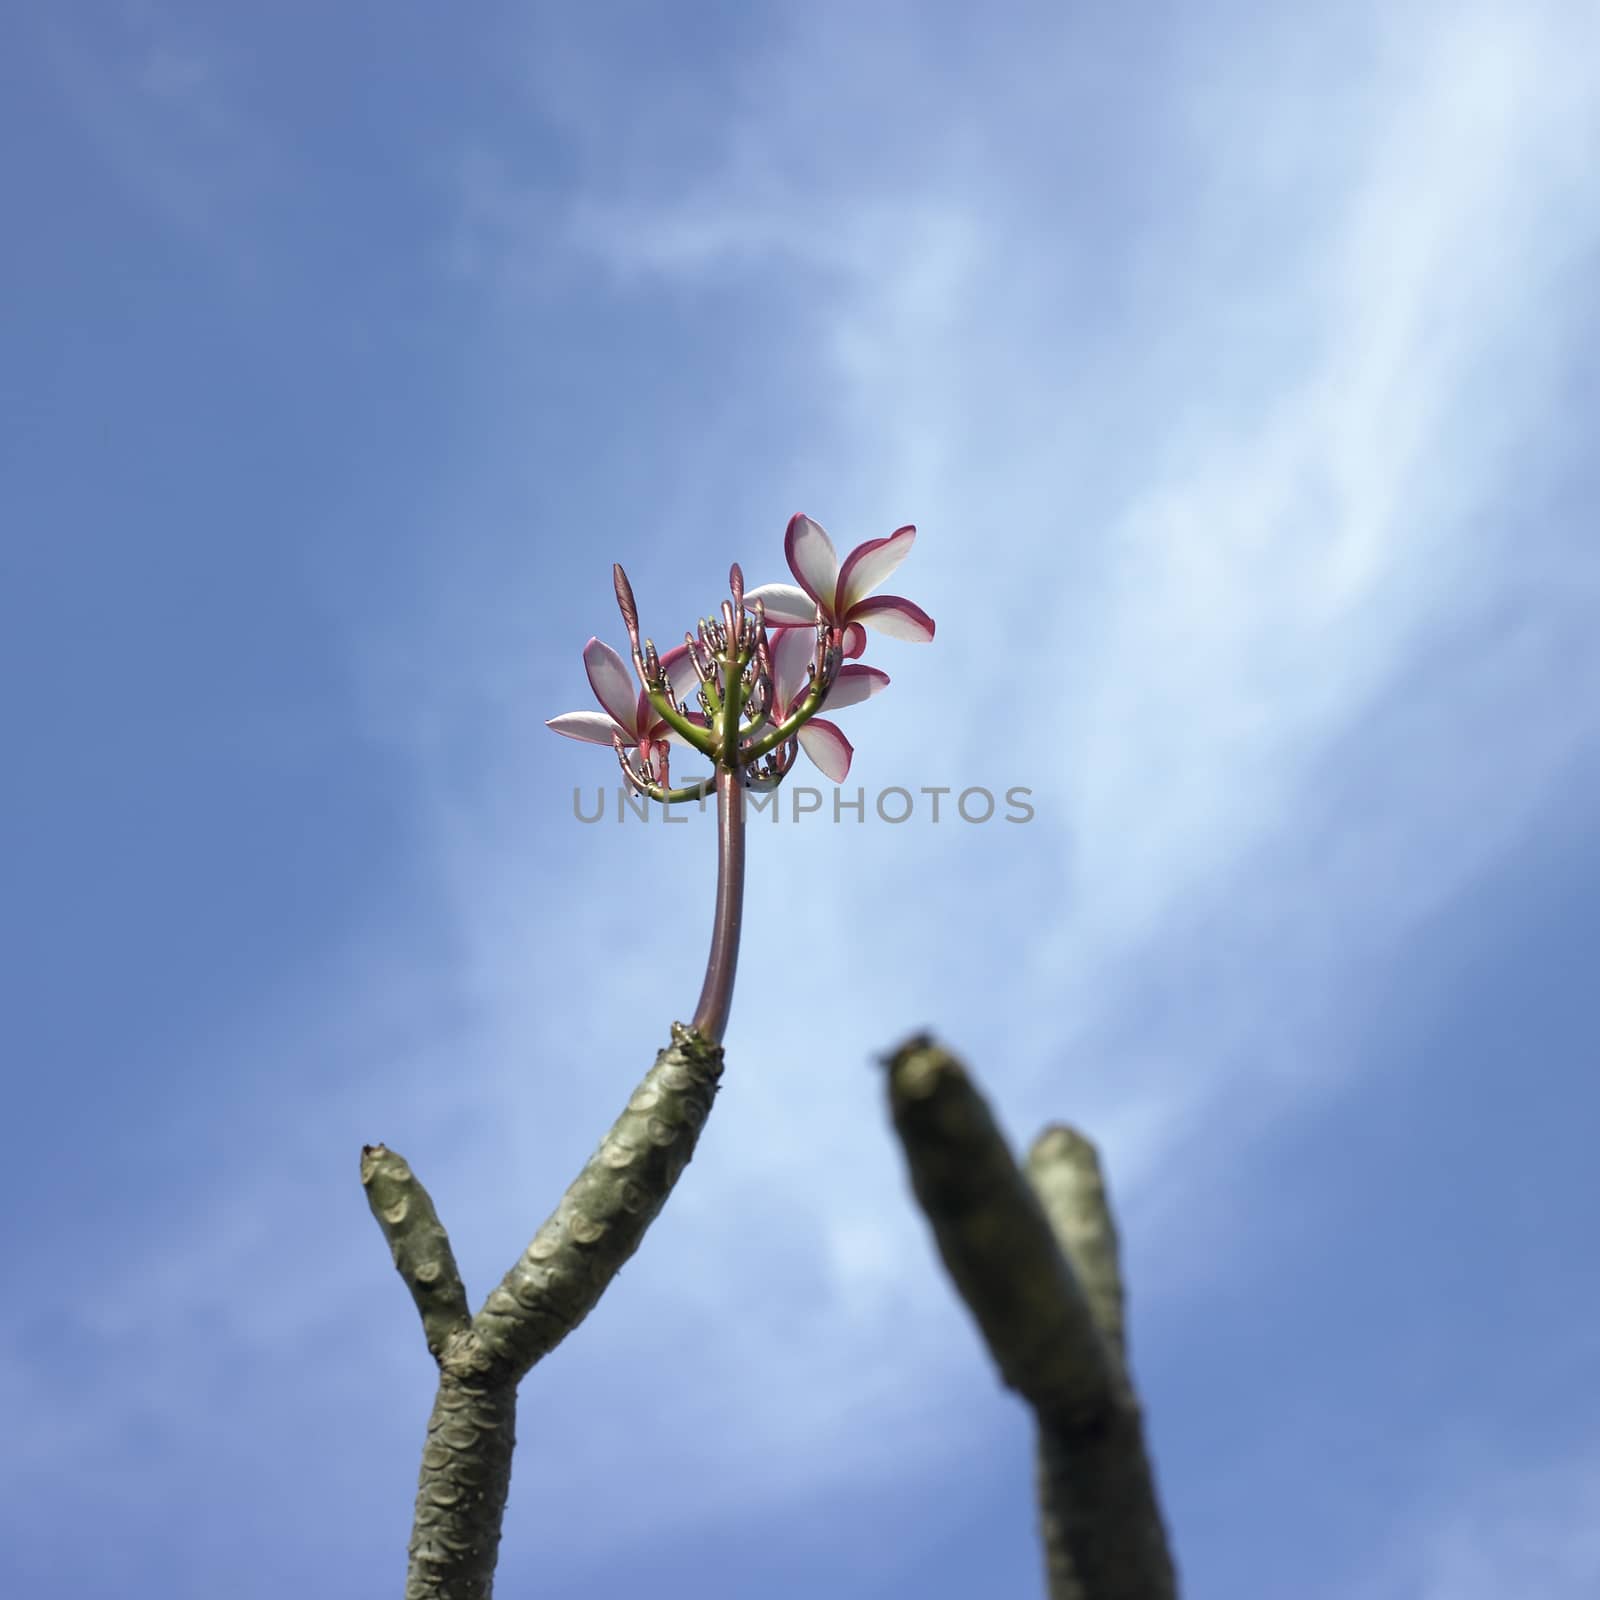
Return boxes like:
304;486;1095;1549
690;766;746;1042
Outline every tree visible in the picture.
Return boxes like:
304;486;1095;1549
363;520;1177;1596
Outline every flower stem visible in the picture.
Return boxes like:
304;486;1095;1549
690;765;746;1042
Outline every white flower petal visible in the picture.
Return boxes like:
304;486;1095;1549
546;711;625;746
820;664;889;712
838;525;916;611
849;595;936;643
796;718;853;782
583;637;642;734
745;582;819;625
785;513;842;612
770;626;819;713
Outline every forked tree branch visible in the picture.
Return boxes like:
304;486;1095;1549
882;1035;1177;1600
363;1022;724;1599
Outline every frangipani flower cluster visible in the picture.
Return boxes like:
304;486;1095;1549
547;514;933;792
548;512;932;1042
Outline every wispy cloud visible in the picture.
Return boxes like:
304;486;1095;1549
1355;1440;1600;1600
44;6;273;248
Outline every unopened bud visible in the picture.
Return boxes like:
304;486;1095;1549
613;564;641;647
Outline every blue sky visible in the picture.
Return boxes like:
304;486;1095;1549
4;2;1599;1595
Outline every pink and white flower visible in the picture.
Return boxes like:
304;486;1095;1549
757;624;889;783
546;637;702;767
745;514;935;660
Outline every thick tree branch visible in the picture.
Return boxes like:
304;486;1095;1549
882;1035;1177;1600
1025;1127;1127;1371
403;1371;517;1600
472;1021;724;1383
363;1022;725;1599
1025;1125;1173;1600
361;1145;472;1359
882;1035;1112;1421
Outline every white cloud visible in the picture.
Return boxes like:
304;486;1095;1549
45;9;274;248
1353;1441;1600;1600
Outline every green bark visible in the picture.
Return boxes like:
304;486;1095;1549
1026;1126;1174;1600
1026;1128;1127;1368
363;1022;724;1599
882;1036;1177;1599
